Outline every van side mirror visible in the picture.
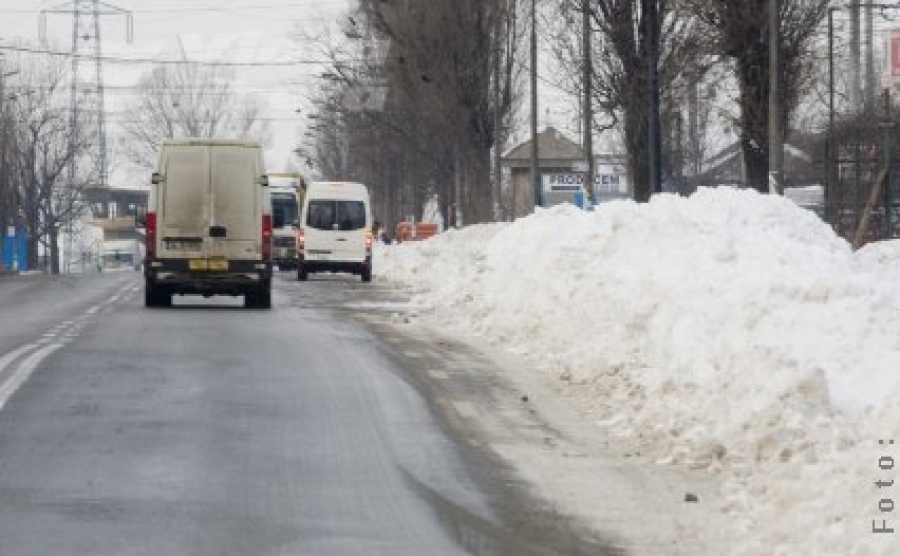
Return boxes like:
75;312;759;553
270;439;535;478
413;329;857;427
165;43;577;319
256;175;269;187
151;172;165;185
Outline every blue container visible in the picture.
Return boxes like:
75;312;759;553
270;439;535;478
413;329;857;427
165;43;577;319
2;229;29;271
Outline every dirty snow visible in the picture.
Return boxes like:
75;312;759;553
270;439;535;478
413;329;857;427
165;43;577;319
374;187;900;555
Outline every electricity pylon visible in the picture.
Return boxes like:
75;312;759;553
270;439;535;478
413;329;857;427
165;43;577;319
40;1;131;272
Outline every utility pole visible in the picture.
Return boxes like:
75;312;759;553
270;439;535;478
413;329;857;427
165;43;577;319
492;0;505;221
849;1;861;113
865;0;875;110
582;0;594;205
688;74;700;179
767;0;784;195
645;0;662;195
530;0;541;211
827;7;836;224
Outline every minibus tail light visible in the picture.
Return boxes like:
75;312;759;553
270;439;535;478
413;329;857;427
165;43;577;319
146;212;157;260
262;214;272;260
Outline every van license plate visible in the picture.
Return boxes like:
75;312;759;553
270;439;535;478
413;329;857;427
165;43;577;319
167;241;200;251
189;259;208;271
208;259;229;271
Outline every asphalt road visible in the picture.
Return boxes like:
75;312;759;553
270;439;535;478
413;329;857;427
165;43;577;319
0;271;617;556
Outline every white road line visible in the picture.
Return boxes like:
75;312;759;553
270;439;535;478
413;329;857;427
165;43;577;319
428;369;449;381
0;343;63;411
0;344;40;376
402;349;424;359
85;306;100;315
453;401;478;420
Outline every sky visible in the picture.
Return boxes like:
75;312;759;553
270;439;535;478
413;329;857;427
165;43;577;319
0;0;604;189
0;0;355;184
373;187;900;555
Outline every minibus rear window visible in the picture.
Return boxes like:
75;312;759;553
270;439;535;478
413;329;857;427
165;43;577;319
306;200;366;231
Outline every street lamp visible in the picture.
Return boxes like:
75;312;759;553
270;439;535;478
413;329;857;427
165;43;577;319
827;6;838;225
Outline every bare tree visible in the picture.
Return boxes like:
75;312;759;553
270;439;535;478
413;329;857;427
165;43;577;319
549;0;709;202
689;0;828;192
301;0;525;226
392;0;523;224
8;52;95;273
120;62;271;169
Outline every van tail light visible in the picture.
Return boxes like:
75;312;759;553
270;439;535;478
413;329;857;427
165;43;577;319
297;227;305;253
365;230;373;253
146;212;157;260
262;214;272;261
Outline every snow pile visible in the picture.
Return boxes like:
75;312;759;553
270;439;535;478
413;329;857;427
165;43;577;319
375;187;900;555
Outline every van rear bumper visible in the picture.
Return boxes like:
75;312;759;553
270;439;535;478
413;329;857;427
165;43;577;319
299;255;370;275
145;258;271;295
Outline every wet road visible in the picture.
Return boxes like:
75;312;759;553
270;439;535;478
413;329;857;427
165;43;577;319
0;271;616;555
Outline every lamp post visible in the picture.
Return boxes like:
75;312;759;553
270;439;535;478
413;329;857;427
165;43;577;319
644;0;662;195
827;6;837;225
582;0;594;205
767;0;783;195
529;0;540;211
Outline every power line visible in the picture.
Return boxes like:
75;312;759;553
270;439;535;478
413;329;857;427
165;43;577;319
0;43;360;67
0;1;351;14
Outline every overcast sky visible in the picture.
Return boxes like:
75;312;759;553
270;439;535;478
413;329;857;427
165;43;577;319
0;0;354;184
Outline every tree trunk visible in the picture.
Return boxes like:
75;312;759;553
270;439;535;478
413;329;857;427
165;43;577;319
49;224;60;275
462;143;493;224
625;102;651;202
737;42;769;192
27;233;38;271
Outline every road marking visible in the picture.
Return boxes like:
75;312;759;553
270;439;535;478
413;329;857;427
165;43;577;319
0;344;40;376
85;306;100;315
428;369;449;380
402;349;424;359
0;343;62;411
453;401;478;420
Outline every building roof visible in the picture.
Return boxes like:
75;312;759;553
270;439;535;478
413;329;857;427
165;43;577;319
503;127;584;162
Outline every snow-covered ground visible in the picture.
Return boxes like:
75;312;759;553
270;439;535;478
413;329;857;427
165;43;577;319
373;187;900;555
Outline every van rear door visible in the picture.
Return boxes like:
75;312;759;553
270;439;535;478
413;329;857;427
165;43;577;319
305;199;368;262
159;146;210;258
210;146;260;261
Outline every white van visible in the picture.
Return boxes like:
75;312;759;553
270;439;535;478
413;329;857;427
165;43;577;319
297;181;372;282
143;139;273;308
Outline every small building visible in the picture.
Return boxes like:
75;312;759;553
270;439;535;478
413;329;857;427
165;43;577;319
85;186;148;244
501;127;630;218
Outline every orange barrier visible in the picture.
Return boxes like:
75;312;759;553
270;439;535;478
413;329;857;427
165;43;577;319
394;222;439;242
